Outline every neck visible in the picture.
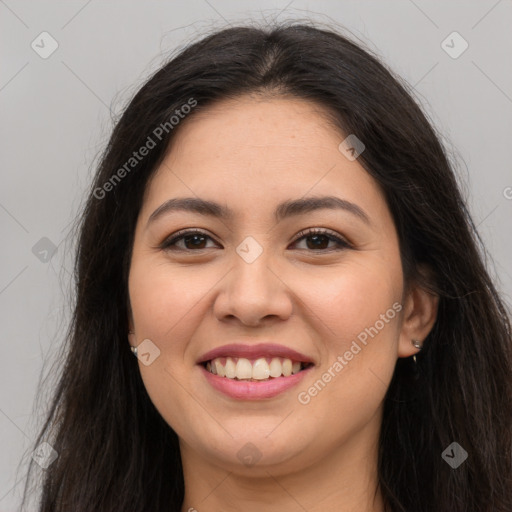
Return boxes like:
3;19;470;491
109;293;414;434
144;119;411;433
179;414;385;512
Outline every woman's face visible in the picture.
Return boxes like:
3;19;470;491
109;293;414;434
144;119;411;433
128;95;421;476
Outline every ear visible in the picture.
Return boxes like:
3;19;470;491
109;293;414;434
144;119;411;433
127;308;136;341
398;278;439;358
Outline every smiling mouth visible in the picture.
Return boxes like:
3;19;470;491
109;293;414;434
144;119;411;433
202;356;314;381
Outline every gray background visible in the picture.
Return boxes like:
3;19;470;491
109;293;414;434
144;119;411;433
1;1;511;509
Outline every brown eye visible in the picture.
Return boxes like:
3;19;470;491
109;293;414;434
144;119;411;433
291;228;351;251
159;228;351;253
160;230;219;251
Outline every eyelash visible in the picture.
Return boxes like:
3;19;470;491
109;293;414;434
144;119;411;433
159;228;352;252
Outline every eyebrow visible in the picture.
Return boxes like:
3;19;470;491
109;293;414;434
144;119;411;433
146;195;371;228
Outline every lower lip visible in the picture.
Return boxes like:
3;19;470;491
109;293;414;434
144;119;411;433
200;364;313;400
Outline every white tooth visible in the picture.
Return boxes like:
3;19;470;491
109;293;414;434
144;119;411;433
282;358;293;377
225;357;236;378
292;361;301;374
252;358;270;380
269;358;283;378
214;359;225;377
210;361;217;374
235;358;253;379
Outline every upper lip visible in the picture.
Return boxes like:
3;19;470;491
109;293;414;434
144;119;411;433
197;343;315;365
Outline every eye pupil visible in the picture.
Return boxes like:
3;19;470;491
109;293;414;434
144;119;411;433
307;234;329;250
185;234;206;249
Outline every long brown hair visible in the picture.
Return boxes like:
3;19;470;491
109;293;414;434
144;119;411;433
20;22;512;511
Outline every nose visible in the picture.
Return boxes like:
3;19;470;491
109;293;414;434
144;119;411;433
213;247;293;327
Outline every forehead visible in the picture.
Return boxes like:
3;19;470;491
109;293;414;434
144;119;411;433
141;95;387;224
169;94;341;154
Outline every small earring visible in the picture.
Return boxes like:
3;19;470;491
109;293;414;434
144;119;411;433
411;339;422;369
128;331;137;356
411;339;422;350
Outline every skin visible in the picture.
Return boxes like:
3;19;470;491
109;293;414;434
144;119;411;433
128;95;438;512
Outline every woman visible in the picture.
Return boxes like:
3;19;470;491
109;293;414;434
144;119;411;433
21;22;512;512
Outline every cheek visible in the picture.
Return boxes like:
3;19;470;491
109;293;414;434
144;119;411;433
128;257;216;347
128;258;212;434
294;257;402;348
291;257;402;418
